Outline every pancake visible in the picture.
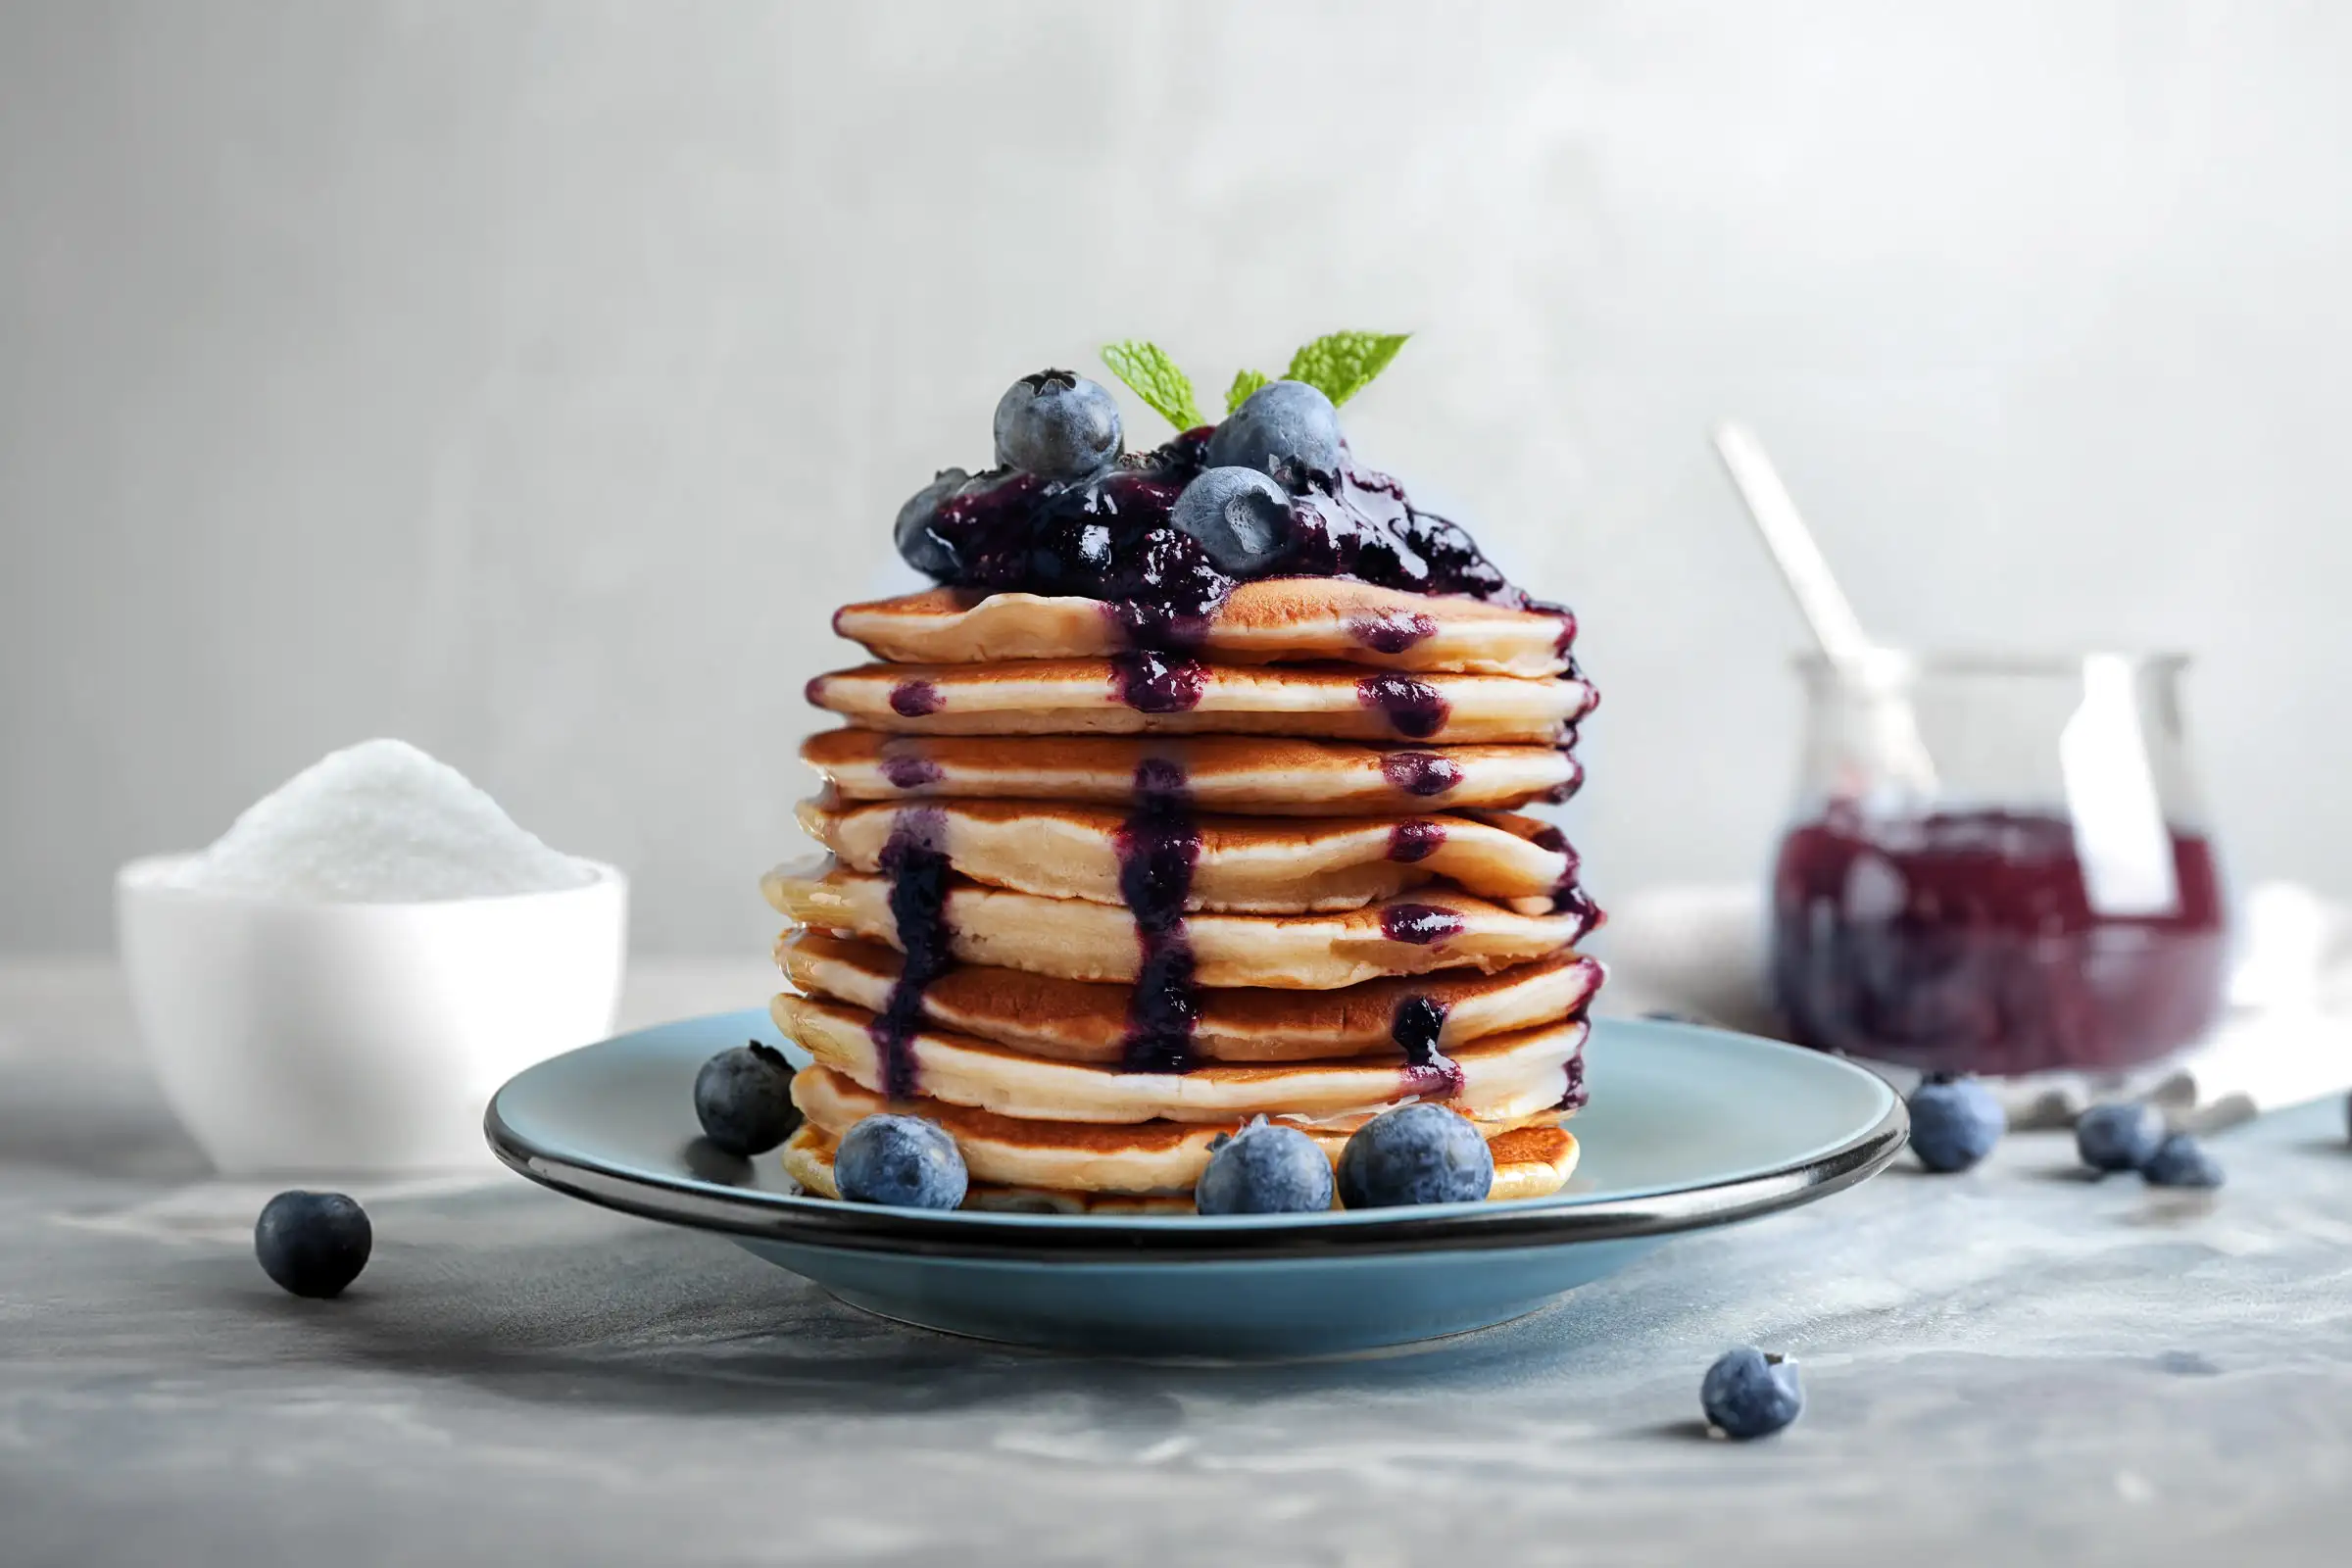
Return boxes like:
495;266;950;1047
801;730;1583;815
782;1120;1581;1210
774;993;1586;1123
777;935;1605;1063
764;865;1598;990
832;581;1576;678
804;660;1593;744
788;1064;1570;1196
796;796;1580;912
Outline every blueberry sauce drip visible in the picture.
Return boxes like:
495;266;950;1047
906;427;1537;638
1529;823;1599;927
878;750;943;790
889;680;942;718
1110;649;1207;713
1556;1051;1589;1112
1356;674;1451;740
1115;761;1203;1074
1381;750;1461;799
1391;994;1465;1102
1380;903;1465;946
868;808;953;1101
1387;819;1446;863
1348;610;1437;655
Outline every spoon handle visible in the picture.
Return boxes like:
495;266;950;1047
1710;422;1873;666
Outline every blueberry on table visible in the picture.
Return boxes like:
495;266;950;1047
1702;1347;1804;1440
1205;379;1345;491
254;1191;371;1298
2075;1102;2168;1174
892;467;970;578
1907;1072;2006;1173
834;1114;968;1210
1335;1102;1494;1208
693;1041;801;1157
1169;466;1293;575
2142;1133;2225;1189
1195;1117;1335;1215
993;369;1122;480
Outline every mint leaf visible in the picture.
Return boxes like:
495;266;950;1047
1284;331;1410;407
1101;341;1205;431
1224;368;1271;415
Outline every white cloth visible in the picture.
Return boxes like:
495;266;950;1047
1595;880;2352;1131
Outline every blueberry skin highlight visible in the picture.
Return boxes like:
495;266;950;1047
1335;1102;1494;1208
2076;1102;2167;1174
1169;466;1293;575
834;1114;969;1209
1907;1073;2006;1173
692;1041;801;1157
254;1191;372;1298
1702;1347;1805;1440
893;467;970;578
2142;1133;2225;1189
1195;1118;1335;1215
993;370;1122;480
1205;379;1344;490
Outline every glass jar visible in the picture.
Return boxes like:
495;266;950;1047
1768;652;2230;1076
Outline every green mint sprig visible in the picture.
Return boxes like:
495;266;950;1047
1101;332;1410;431
1100;341;1205;432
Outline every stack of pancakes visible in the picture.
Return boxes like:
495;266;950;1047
766;577;1603;1211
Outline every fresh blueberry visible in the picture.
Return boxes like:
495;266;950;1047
1205;379;1344;490
993;369;1122;479
2142;1133;2225;1189
254;1191;371;1298
893;467;969;578
1169;466;1293;575
1906;1072;2005;1172
1336;1102;1494;1208
1701;1347;1804;1440
692;1041;801;1157
1196;1116;1335;1215
2075;1102;2167;1174
834;1114;968;1209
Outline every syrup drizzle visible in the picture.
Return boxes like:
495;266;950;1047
1391;994;1465;1102
1115;760;1203;1073
867;808;953;1101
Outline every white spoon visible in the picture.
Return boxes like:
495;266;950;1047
1710;422;1939;798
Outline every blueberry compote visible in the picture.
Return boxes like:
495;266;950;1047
905;429;1540;661
1116;760;1203;1073
1770;805;2229;1075
868;809;955;1100
1390;994;1465;1102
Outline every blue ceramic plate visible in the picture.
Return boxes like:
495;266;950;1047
486;1012;1905;1356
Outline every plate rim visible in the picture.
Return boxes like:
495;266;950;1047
486;1012;1909;1263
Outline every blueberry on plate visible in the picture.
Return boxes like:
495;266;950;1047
1169;466;1293;575
1702;1346;1804;1440
254;1191;371;1298
1335;1102;1494;1208
693;1041;801;1157
1205;379;1344;491
1195;1116;1335;1215
892;467;969;578
2141;1132;2225;1189
2075;1101;2167;1174
1907;1072;2005;1173
834;1114;969;1209
993;369;1122;480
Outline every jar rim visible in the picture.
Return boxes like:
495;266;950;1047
1792;649;2192;683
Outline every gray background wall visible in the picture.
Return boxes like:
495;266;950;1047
4;0;2347;955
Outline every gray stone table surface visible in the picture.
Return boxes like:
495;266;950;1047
5;958;2352;1568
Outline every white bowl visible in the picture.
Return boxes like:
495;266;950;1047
116;856;627;1175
